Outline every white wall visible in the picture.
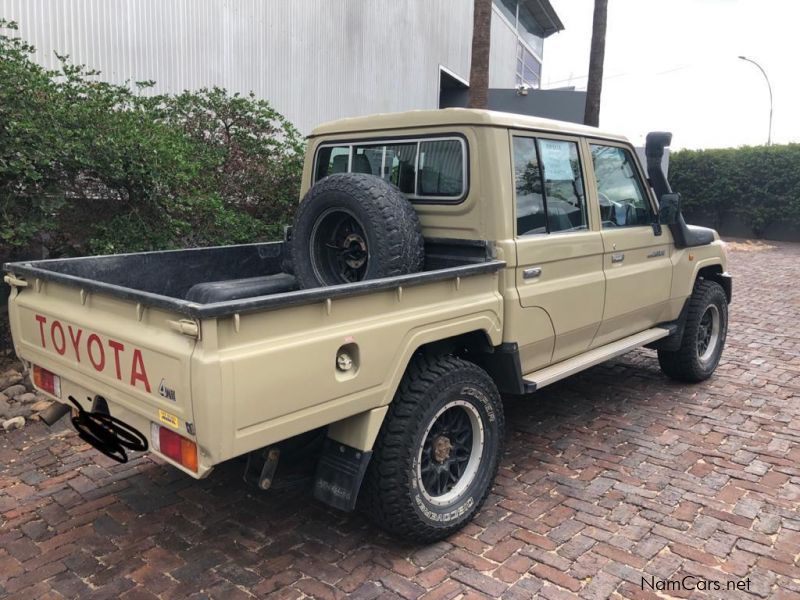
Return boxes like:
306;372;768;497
1;0;475;134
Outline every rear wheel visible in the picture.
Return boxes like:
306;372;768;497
361;355;504;542
658;280;728;382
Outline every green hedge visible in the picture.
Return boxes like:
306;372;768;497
670;144;800;236
0;20;304;262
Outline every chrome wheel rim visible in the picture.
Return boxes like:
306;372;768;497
697;304;721;362
416;400;485;506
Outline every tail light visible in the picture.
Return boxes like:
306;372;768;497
150;423;198;472
33;365;61;398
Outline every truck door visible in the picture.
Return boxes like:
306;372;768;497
586;142;673;347
512;132;605;365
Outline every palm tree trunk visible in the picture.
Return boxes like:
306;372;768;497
584;0;608;126
468;0;493;109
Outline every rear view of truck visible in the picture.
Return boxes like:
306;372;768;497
4;232;504;482
5;269;203;474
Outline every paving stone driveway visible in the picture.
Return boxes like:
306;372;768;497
1;241;799;600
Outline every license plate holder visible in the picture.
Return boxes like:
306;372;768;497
68;395;149;463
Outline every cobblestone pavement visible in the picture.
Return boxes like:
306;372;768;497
1;241;799;600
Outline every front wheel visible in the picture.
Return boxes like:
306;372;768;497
360;355;504;543
658;279;728;382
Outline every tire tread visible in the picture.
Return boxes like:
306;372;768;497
291;174;424;288
360;354;504;543
658;279;727;382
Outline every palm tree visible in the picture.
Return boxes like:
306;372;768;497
468;0;493;109
584;0;608;126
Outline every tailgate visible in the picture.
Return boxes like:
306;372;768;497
7;279;202;472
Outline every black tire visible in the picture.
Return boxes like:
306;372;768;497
658;279;728;382
290;173;424;288
361;355;505;543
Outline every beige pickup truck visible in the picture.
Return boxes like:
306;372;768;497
4;109;730;542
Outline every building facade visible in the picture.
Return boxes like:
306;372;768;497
1;0;563;133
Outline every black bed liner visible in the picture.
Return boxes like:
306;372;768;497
3;238;504;319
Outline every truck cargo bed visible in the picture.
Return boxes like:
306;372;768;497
4;239;504;319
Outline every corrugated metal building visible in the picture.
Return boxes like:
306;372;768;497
0;0;563;133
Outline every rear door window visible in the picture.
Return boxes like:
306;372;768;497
513;136;588;235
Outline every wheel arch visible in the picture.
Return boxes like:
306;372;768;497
654;262;731;352
696;263;732;304
327;324;506;453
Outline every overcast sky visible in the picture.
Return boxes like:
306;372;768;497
542;0;799;149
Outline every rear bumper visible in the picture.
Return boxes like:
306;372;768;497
32;370;212;479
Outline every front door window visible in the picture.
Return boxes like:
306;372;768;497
589;145;652;228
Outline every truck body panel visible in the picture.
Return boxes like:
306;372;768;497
6;239;504;475
7;277;203;473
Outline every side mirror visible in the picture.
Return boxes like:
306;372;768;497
658;193;681;225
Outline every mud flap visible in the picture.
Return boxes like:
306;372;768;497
313;438;372;511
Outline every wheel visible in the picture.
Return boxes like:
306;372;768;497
658;279;728;382
290;173;424;288
361;355;505;542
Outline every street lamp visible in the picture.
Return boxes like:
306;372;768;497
738;55;773;146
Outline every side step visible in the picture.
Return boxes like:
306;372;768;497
523;327;671;391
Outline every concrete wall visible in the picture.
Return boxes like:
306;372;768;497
0;0;476;134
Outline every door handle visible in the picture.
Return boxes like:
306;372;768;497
523;267;542;280
611;253;625;264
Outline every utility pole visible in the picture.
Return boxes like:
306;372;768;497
583;0;608;127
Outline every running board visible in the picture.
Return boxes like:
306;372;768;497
522;327;671;391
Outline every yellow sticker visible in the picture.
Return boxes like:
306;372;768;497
158;409;179;429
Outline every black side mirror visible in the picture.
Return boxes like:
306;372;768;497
659;193;681;225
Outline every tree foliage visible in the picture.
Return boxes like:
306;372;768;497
670;144;800;237
0;20;304;261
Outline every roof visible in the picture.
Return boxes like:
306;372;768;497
310;108;629;143
523;0;564;37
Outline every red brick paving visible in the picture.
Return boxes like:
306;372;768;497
1;241;799;599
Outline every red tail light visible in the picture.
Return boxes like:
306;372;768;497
33;365;61;397
150;423;198;472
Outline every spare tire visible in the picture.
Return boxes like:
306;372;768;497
291;173;425;288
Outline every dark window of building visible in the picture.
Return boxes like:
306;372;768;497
516;2;545;56
495;1;544;88
495;0;517;24
516;43;541;88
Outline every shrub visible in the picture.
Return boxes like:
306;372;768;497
0;20;304;261
670;144;800;237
